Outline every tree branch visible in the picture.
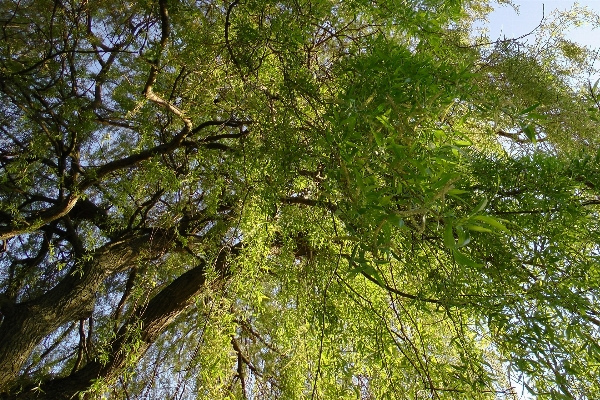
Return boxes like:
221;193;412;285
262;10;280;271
280;197;337;212
4;246;239;399
224;0;241;70
0;232;174;391
0;195;79;242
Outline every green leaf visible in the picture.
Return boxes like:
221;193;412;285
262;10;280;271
453;138;472;147
519;103;540;115
466;224;493;233
456;226;470;247
361;264;386;286
345;115;357;132
528;112;547;121
522;124;537;143
387;214;404;227
452;249;482;268
373;128;384;146
376;114;395;131
448;188;469;195
472;215;510;233
471;197;488;215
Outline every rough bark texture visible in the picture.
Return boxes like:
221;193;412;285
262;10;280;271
0;232;173;392
0;246;234;399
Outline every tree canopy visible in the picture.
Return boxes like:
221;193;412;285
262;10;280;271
2;0;600;398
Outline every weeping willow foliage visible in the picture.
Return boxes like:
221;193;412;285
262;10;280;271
1;0;600;399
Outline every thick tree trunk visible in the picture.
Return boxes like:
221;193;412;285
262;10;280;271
0;232;171;391
2;256;224;399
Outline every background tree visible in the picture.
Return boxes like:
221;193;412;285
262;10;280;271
1;0;600;399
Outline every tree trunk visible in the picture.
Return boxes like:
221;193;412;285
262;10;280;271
0;232;172;391
1;255;227;399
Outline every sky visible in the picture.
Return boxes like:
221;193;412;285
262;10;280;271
480;0;600;49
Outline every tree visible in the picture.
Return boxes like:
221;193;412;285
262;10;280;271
1;0;600;398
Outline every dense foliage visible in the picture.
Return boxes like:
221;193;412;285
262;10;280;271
1;0;600;398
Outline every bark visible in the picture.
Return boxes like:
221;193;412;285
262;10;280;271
0;231;173;392
2;248;233;399
0;196;80;241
